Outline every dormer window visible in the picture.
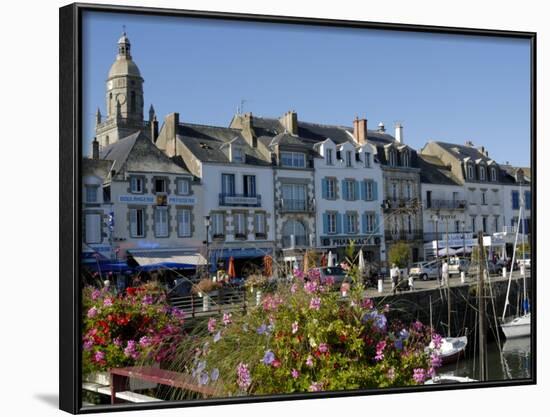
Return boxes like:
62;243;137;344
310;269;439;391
479;165;486;181
281;151;306;168
232;146;244;163
402;151;410;167
491;167;497;182
389;150;396;167
326;148;333;165
467;163;474;180
345;150;353;167
364;152;371;168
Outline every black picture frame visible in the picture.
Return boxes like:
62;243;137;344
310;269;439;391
59;3;536;414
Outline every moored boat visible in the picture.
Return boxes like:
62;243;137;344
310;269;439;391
501;313;530;339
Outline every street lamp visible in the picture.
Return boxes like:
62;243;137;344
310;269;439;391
204;215;211;273
432;214;440;261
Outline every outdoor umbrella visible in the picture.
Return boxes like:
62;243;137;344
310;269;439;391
327;250;334;267
263;255;273;277
438;247;457;256
358;249;366;274
303;250;310;275
227;256;236;278
320;253;327;267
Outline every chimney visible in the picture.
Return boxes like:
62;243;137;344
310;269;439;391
280;110;298;135
465;140;474;147
92;137;99;159
95;107;102;126
164;112;180;157
377;122;385;133
151;115;159;143
395;123;404;143
241;112;257;147
353;116;368;144
149;104;156;123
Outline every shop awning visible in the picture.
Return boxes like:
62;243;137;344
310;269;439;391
128;250;207;271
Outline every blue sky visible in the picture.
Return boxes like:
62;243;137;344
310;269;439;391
82;11;531;166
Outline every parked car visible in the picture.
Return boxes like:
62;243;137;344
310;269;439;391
517;258;531;269
409;261;440;281
448;257;469;276
310;266;349;289
486;261;503;275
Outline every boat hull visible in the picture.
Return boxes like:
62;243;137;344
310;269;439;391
501;314;531;339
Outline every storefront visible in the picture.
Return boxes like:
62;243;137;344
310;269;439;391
318;235;383;265
208;247;274;277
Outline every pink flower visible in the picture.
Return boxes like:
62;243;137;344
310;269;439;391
91;289;101;300
83;339;93;351
413;320;424;332
139;336;151;348
207;318;217;333
306;355;314;367
87;306;98;318
413;368;426;384
430;353;442;368
294;269;305;280
291;368;300;379
318;343;329;353
94;351;105;363
375;340;386;361
236;362;252;390
103;298;113;307
361;298;374;310
172;307;185;320
308;382;323;392
223;312;232;326
113;337;122;347
340;262;350;271
387;367;395;381
432;333;443;350
304;280;319;294
291;321;299;334
124;340;139;359
290;283;298;293
309;297;321;310
322;275;335;286
142;294;153;305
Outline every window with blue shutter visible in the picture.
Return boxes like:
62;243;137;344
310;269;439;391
373;181;378;200
336;213;342;234
375;213;380;233
525;191;531;210
353;181;359;201
512;190;519;210
362;213;367;234
361;181;367;200
322;178;328;199
323;213;328;234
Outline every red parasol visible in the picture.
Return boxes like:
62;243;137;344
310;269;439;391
227;256;236;278
263;255;273;277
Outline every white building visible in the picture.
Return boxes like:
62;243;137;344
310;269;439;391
99;131;205;273
156;113;276;276
313;137;386;264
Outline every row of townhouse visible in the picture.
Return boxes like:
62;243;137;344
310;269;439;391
81;33;531;279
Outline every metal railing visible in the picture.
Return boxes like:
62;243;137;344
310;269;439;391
279;199;314;213
424;199;467;210
168;287;247;319
385;230;424;241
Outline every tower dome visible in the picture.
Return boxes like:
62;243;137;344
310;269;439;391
107;31;142;79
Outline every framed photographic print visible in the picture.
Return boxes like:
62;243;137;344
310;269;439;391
59;2;536;414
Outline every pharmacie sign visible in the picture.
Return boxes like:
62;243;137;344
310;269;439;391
119;195;196;205
322;235;379;247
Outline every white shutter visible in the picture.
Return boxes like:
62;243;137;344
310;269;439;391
85;214;101;243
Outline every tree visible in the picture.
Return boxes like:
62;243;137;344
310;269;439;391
388;242;410;268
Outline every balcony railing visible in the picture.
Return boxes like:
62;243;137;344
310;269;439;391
382;199;420;211
385;230;424;241
279;199;315;213
219;193;261;207
424;199;467;210
423;231;472;242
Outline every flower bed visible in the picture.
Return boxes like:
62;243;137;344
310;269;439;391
82;282;186;377
170;270;442;397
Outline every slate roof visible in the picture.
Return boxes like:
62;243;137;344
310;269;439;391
500;165;531;185
435;141;493;163
82;158;113;181
417;154;462;186
175;123;271;166
100;131;190;175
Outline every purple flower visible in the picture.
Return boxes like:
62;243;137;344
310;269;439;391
91;289;101;300
309;297;321;311
291;369;299;379
142;294;153;305
198;372;209;385
262;350;275;365
139;336;151;348
87;306;98;318
363;311;387;331
213;331;222;343
211;368;220;382
307;268;321;282
432;333;443;350
294;269;304;280
83;339;93;351
192;360;206;377
413;320;424;332
430;353;442;368
172;307;185;320
394;338;403;350
399;329;410;340
236;362;252;390
207;318;217;333
318;343;329;353
94;351;105;362
304;281;319;294
222;312;232;326
256;323;268;335
322;275;335;286
113;337;122;347
291;321;299;334
306;355;314;367
413;368;426;384
361;298;374;310
290;283;298;293
308;382;323;392
103;298;113;307
124;340;139;359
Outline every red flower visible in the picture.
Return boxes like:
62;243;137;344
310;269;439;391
126;287;137;297
272;359;282;368
339;334;348;343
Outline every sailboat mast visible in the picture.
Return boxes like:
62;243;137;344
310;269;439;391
478;231;487;382
520;183;528;314
446;218;451;337
501;204;523;322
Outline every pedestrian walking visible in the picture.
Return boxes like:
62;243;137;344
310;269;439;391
390;264;400;294
441;260;449;287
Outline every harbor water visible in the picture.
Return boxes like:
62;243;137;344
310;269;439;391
437;337;532;381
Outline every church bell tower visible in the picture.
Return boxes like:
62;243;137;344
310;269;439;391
95;31;145;148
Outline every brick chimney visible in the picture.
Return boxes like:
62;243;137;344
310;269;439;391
92;137;99;159
164;112;180;157
241;112;257;147
280;110;298;135
353;116;368;144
